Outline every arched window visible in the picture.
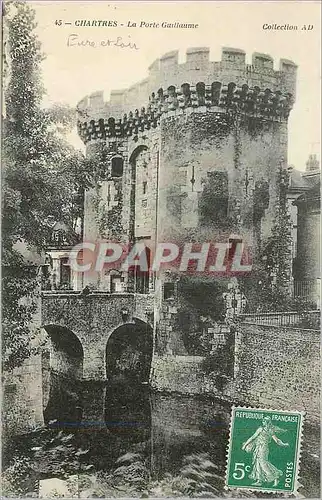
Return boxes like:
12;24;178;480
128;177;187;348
111;156;124;177
196;82;206;105
211;82;222;105
59;257;71;289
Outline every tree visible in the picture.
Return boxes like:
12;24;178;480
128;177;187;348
2;1;98;370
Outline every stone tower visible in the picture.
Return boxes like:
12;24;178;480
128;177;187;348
76;47;297;356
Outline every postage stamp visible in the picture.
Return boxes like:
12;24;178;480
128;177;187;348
225;406;305;494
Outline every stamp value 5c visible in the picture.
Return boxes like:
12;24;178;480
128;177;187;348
225;406;304;494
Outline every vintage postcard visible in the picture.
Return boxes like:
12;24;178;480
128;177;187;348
1;0;321;498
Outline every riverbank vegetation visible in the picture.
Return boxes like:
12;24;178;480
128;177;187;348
2;1;99;371
3;426;257;498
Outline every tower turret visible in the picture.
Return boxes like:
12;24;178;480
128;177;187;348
77;47;297;310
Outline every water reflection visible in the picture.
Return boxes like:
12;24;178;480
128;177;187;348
41;373;231;485
150;393;230;478
105;382;151;439
3;372;320;498
44;373;83;427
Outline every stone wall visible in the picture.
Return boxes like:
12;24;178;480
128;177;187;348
296;204;320;282
233;323;320;423
159;109;285;243
2;354;44;437
151;324;320;424
83;131;160;289
77;47;297;122
151;356;204;394
41;292;154;380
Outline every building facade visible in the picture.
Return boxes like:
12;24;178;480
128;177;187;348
291;155;320;306
42;46;300;381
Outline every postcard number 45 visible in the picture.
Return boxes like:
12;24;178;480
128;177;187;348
233;463;251;480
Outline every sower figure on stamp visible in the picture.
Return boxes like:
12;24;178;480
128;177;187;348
242;416;289;487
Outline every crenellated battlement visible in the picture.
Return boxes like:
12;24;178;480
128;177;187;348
76;46;297;131
77;80;295;144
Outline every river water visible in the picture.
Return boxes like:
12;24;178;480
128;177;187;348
3;372;320;498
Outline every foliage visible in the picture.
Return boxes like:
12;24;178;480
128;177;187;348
150;453;224;497
30;428;92;477
239;166;293;312
112;452;150;491
3;432;262;498
179;276;226;320
182;326;215;356
2;428;92;497
178;277;227;355
51;450;151;498
2;2;100;370
297;313;320;330
1;456;38;497
54;451;228;498
44;103;77;135
2;251;40;370
199;173;230;229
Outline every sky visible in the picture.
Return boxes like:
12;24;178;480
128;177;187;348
29;0;321;171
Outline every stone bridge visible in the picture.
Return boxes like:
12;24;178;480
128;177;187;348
41;291;154;381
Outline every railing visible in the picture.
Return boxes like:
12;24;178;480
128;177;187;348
42;290;81;295
238;310;320;328
293;279;320;306
41;290;153;297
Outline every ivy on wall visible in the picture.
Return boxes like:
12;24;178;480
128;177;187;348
100;203;124;239
199;171;230;228
177;277;227;355
240;165;293;311
92;180;124;239
87;139;126;240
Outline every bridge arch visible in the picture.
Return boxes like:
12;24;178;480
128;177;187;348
42;324;84;379
106;318;153;384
